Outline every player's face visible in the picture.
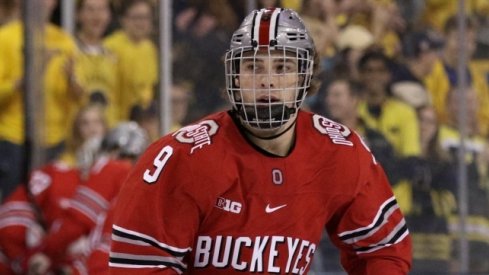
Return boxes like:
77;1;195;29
234;49;302;134
236;50;300;100
77;0;111;39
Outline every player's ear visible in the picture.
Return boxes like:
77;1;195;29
234;76;240;88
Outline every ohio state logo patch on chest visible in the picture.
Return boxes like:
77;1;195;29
312;114;353;146
173;120;219;153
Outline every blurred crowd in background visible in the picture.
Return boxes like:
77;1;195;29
0;0;489;274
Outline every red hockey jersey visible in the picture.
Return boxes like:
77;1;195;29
0;161;80;269
110;111;412;274
40;157;133;260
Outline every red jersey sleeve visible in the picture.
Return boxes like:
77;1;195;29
0;186;33;261
110;140;198;274
41;159;133;260
329;133;412;275
68;158;133;227
86;204;114;275
0;164;72;265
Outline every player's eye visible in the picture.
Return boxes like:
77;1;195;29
245;63;256;71
242;62;263;73
275;63;295;74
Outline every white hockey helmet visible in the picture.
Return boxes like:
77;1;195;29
101;122;149;158
224;8;315;129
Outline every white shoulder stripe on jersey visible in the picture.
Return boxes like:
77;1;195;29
69;200;99;223
356;218;409;254
112;224;192;255
338;196;397;238
0;217;37;229
109;252;186;274
0;201;33;216
0;209;35;220
77;186;110;210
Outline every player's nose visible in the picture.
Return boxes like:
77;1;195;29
258;74;277;89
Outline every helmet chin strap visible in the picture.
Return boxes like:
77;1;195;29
233;106;297;140
245;118;297;140
239;104;296;127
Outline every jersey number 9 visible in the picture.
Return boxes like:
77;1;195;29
143;145;173;184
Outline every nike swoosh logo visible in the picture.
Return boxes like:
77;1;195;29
265;204;287;213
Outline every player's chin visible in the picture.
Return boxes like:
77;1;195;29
245;115;297;137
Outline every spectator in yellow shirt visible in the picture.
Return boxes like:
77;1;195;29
74;0;118;127
356;50;422;214
357;50;421;157
0;0;80;202
424;15;489;138
104;0;157;121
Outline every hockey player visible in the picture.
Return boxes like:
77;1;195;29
110;8;412;275
26;122;149;274
0;103;107;274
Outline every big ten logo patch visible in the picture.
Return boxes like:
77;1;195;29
215;197;242;214
173;120;219;153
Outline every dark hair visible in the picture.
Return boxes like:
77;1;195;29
327;77;361;97
357;50;391;71
401;31;444;58
119;0;152;17
415;105;451;162
0;0;17;11
443;15;477;34
129;101;158;123
307;49;323;96
76;0;113;12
